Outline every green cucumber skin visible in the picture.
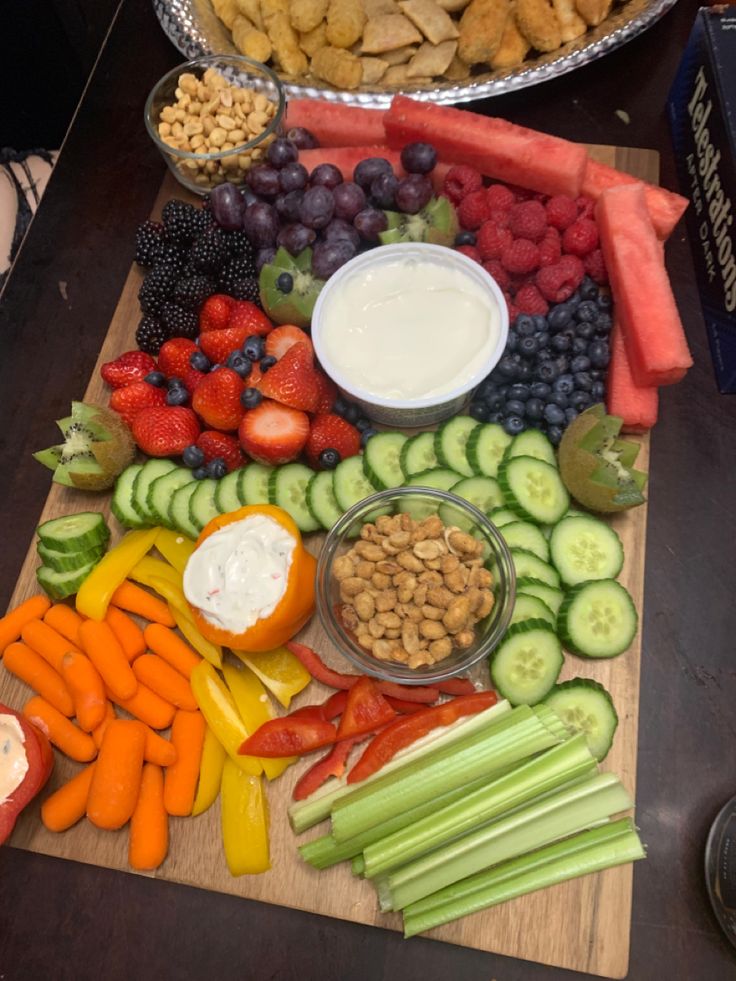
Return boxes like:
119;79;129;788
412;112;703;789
400;432;438;478
498;456;569;526
306;471;343;531
466;423;512;478
434;417;476;478
37;512;110;552
269;463;321;533
543;678;619;762
363;433;408;491
557;579;638;659
490;618;563;706
131;460;178;522
111;466;147;529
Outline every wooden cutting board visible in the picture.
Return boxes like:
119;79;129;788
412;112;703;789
1;144;654;979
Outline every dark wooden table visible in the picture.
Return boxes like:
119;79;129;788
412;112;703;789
1;1;735;978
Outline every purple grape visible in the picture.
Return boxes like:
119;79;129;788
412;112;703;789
354;157;393;191
354;207;388;242
299;185;335;230
286;126;319;150
400;142;438;175
310;163;343;190
256;246;276;272
275;189;305;224
240;186;258;207
247;165;281;198
370;172;399;209
395;175;433;214
209;182;245;230
267;137;299;169
279;161;309;193
323;218;360;251
312;239;357;279
243;202;279;247
277;223;317;256
333;181;366;221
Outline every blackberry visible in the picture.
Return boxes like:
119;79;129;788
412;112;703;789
161;199;208;244
224;229;255;259
218;256;257;293
156;242;188;278
190;226;228;273
172;275;215;311
138;264;177;315
136;316;169;355
230;279;262;305
135;220;165;267
160;302;198;339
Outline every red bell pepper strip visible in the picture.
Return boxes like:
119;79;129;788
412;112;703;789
434;678;476;696
288;703;330;722
292;737;359;801
0;701;54;844
323;689;348;720
384;696;430;715
375;681;439;703
336;676;397;740
347;690;498;784
239;717;337;758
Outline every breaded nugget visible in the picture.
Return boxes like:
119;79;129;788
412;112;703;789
399;0;459;44
515;0;561;51
326;0;367;48
290;0;329;31
212;0;241;28
489;11;529;67
382;64;431;83
236;0;265;28
232;13;273;59
379;43;417;63
311;44;363;86
575;0;611;25
361;13;423;52
364;0;399;14
406;38;457;76
458;0;509;65
299;20;329;53
361;55;390;81
552;0;586;39
444;52;471;77
264;9;310;72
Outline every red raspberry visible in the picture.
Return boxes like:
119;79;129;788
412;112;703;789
477;222;513;261
536;255;585;303
545;195;578;231
486;184;515;211
482;260;510;291
455;244;481;263
507;184;535;202
443;165;483;205
508;200;547;242
515;283;549;316
583;248;609;285
458;190;492;230
501;239;540;275
576;196;595;219
539;226;562;267
487;208;511;230
502;292;519;324
562;218;599;257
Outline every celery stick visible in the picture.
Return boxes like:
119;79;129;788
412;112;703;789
351;855;365;876
331;705;568;843
402;818;646;937
289;700;512;834
363;735;597;878
384;772;632;910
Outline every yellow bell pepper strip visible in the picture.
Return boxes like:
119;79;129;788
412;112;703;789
155;528;196;575
220;760;270;875
191;724;226;816
129;556;183;591
234;647;311;709
191;661;261;776
186;505;316;653
76;528;159;620
169;603;222;668
222;660;296;781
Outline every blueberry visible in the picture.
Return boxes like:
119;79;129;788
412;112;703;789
515;363;533;382
597;291;612;310
553;374;574;395
144;371;166;387
576;393;594;412
342;402;361;424
570;355;591;373
575;300;599;323
519;336;539;358
537;361;559;383
516;315;536;337
532;315;548;332
576;321;597;340
243;335;266;361
455;230;477;246
590;369;605;381
543;403;565;426
470;400;490;422
572;337;589;355
206;457;228;479
579;277;598;301
497;384;510;399
551;334;571;353
488;411;504;425
547;424;564;446
554;356;570;375
564;407;579;424
535;332;550;351
333;395;348;416
497;356;519;379
591;381;606;401
510;352;523;365
595;313;613;334
569;390;591;410
319;448;341;469
260;355;277;372
574;371;593;391
360;428;378;446
226;351;252;378
503;415;525;436
240;387;263;409
536;349;553;363
506;399;526;418
588;340;610;368
530;382;551;399
190;351;211;372
182;444;205;468
505;331;519;353
192;466;209;480
567;290;581;309
525;397;544;420
355;417;372;432
508;383;530;402
276;271;294;293
486;393;505;412
166;386;189;406
550;392;569;409
547;305;572;331
479;379;499;400
167;376;184;390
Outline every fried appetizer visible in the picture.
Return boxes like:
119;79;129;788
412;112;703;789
399;0;459;44
299;20;329;52
458;0;509;65
552;0;587;39
361;13;423;51
311;44;364;85
489;10;529;67
515;0;561;51
290;0;329;31
212;0;241;28
326;0;368;47
575;0;612;25
232;13;273;59
407;38;457;75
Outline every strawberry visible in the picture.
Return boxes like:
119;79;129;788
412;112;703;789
199;294;235;333
109;381;166;427
486;184;515;211
181;366;206;394
238;399;310;465
458;190;491;231
199;325;250;364
257;342;319;412
158;338;198;378
100;350;156;389
131;406;201;457
442;165;483;205
228;300;273;336
305;414;360;469
196;431;244;472
264;324;313;361
313;370;337;414
501;239;540;275
562;218;599;257
191;367;245;431
508;201;547;242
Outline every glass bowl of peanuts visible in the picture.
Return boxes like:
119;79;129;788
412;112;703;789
315;487;516;685
144;55;285;195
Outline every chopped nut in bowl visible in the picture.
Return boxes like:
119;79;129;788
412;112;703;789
315;487;515;685
144;55;285;195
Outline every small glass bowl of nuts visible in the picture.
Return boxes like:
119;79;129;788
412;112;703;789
316;487;516;685
144;55;285;195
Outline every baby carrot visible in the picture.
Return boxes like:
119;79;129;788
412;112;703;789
107;682;176;731
21;618;80;674
87;719;146;829
110;581;175;627
164;709;206;816
43;604;84;647
61;651;107;732
129;763;169;870
79;619;137;701
23;695;97;762
92;700;116;748
132;654;198;711
0;595;51;653
3;641;74;716
142;724;177;767
143;624;200;680
105;606;145;662
41;763;96;832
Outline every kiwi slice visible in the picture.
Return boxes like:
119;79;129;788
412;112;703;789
379;197;459;248
259;247;325;328
558;404;648;513
33;401;136;491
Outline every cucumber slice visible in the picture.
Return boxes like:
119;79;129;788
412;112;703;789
241;463;274;506
132;459;178;522
333;455;380;513
404;467;463;521
500;521;550;563
307;471;343;531
439;476;504;530
490;619;563;705
433;416;477;477
37;560;99;601
558;579;638;659
543;678;619;762
510;549;561;588
509;593;556;628
400;432;437;478
549;515;624;586
111;465;146;529
189;479;220;532
169;482;201;540
269;463;320;533
37;541;105;573
488;507;520;529
466;423;512;478
37;512;110;552
516;577;564;616
148;469;195;528
363;433;408;490
498;455;570;525
214;469;244;515
505;429;557;467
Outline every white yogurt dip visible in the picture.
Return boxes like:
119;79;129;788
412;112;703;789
316;253;502;402
183;513;295;634
1;714;28;805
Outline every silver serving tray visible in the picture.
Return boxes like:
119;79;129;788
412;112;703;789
153;0;679;108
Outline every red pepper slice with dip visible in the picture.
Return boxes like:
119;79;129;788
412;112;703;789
0;701;54;845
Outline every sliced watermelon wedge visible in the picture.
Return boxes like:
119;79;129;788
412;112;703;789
597;183;693;387
284;100;386;147
582;158;688;240
607;321;659;432
383;95;588;198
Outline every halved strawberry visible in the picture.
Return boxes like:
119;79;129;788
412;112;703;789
109;381;166;427
264;324;314;361
100;351;156;389
238;399;309;465
199;325;249;364
228;300;273;336
305;413;361;469
199;294;235;333
313;370;337;414
257;342;319;412
196;430;244;472
191;367;245;432
158;338;198;378
181;366;206;394
131;406;201;457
